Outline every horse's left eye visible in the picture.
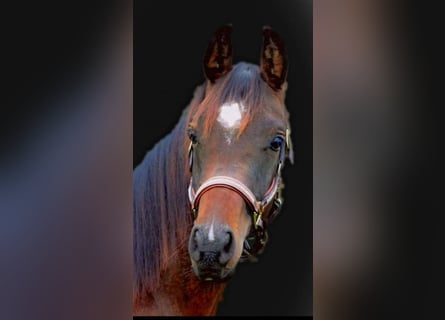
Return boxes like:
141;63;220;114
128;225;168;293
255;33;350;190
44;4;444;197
188;128;198;144
270;136;285;152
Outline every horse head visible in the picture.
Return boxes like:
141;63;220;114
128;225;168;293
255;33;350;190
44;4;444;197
187;25;294;281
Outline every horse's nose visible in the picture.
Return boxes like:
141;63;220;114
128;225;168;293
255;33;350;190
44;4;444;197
188;223;235;266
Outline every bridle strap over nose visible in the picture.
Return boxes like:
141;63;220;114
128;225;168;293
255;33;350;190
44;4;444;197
188;175;280;229
187;128;289;228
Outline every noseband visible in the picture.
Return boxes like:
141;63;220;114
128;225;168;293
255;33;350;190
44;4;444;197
187;129;291;262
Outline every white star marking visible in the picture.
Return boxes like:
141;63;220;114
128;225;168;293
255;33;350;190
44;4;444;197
217;102;245;144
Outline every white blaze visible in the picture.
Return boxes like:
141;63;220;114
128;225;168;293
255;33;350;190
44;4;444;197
217;102;245;144
208;222;215;241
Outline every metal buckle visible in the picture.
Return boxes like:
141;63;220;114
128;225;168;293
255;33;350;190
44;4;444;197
191;207;198;219
253;208;263;230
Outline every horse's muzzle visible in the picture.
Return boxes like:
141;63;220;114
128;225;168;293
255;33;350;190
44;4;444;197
188;223;236;281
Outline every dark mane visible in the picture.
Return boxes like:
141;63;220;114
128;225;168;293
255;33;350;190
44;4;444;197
190;62;289;138
133;86;205;301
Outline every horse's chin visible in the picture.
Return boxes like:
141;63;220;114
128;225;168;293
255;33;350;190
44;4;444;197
190;261;236;283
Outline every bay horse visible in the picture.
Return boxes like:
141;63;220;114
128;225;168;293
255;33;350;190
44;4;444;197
133;24;294;316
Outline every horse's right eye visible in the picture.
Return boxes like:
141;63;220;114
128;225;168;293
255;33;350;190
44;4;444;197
188;129;198;144
270;135;285;152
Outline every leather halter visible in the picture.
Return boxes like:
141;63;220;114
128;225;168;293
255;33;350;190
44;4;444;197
187;129;290;261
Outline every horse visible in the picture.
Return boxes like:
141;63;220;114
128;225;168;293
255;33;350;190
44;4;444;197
133;24;294;316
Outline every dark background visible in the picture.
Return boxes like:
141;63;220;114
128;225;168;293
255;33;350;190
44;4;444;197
134;0;312;316
1;1;442;319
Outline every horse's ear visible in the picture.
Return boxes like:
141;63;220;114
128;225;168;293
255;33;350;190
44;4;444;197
260;26;288;91
203;24;233;83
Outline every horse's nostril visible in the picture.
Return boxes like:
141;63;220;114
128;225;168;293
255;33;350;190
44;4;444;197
218;229;234;265
189;227;203;261
223;231;233;253
191;229;199;251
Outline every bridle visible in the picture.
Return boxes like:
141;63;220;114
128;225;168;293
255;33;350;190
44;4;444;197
187;129;291;262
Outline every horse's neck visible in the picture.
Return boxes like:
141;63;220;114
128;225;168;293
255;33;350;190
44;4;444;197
134;113;227;315
134;245;227;316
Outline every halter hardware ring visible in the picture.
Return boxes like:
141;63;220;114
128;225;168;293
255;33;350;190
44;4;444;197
253;210;262;230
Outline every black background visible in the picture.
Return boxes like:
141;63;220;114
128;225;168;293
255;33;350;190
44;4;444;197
2;0;443;318
134;0;312;316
